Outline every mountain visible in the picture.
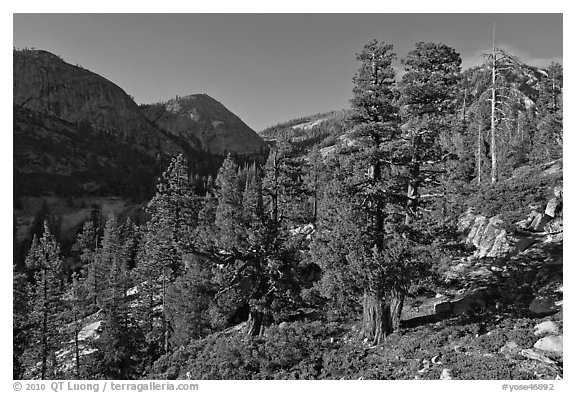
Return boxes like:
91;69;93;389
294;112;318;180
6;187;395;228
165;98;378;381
13;49;181;157
13;104;164;199
13;49;268;200
259;110;351;156
140;94;269;156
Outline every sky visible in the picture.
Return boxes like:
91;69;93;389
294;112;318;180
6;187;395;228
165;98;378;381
13;13;563;132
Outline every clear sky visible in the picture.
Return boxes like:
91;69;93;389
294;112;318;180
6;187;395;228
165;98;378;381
13;13;562;131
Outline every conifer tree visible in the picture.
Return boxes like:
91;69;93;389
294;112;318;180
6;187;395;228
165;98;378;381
533;62;563;162
398;41;462;223
214;155;245;251
207;154;302;336
133;154;199;357
62;272;87;378
13;265;30;379
94;221;143;379
21;223;65;379
73;221;100;307
340;39;401;343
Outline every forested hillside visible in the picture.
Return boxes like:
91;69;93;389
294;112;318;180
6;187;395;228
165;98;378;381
13;39;563;380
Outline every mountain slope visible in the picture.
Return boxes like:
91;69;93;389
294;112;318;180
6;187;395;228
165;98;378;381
141;94;269;156
13;104;164;199
13;49;268;200
13;49;181;156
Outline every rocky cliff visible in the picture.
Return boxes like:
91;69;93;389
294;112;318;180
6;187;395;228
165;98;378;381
141;94;269;156
13;49;269;199
13;49;181;156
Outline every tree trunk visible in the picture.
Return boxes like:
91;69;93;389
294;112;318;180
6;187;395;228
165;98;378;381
362;289;389;344
405;133;421;226
245;309;270;337
74;312;80;378
390;289;405;332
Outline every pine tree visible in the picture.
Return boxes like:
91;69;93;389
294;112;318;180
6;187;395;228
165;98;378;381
13;265;30;379
62;272;87;378
533;62;563;162
466;27;527;182
338;39;401;343
21;223;65;379
398;41;462;223
133;154;199;358
214;155;245;251
165;261;214;347
206;154;302;336
96;221;143;379
72;221;100;308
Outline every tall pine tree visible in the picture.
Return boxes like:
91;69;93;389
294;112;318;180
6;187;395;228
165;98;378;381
21;223;65;379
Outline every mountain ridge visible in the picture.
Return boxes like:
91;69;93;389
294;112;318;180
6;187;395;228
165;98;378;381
13;48;269;200
140;94;269;156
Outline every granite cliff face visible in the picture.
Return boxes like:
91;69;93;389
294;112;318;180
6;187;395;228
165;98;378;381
13;49;181;156
13;49;268;199
141;94;269;156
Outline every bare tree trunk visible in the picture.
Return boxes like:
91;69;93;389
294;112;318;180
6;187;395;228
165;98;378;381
491;24;498;184
245;309;270;337
390;289;405;332
363;289;388;344
405;133;421;225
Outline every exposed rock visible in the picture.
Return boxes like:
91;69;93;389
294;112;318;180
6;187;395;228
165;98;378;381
529;213;550;232
467;216;489;248
13;49;180;156
458;208;477;232
529;297;560;316
544;218;563;243
534;321;559;336
78;320;103;341
479;217;507;257
451;288;491;316
440;368;453;380
545;198;560;218
499;341;521;359
541;160;562;177
403;295;449;320
459;181;563;261
433;301;452;316
530;282;562;316
141;94;269;156
518;210;541;230
432;288;495;316
460;213;511;259
534;335;563;358
520;349;556;365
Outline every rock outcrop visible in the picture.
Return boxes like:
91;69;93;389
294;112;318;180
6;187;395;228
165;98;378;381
533;335;563;359
458;182;562;260
534;321;559;336
459;212;511;258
